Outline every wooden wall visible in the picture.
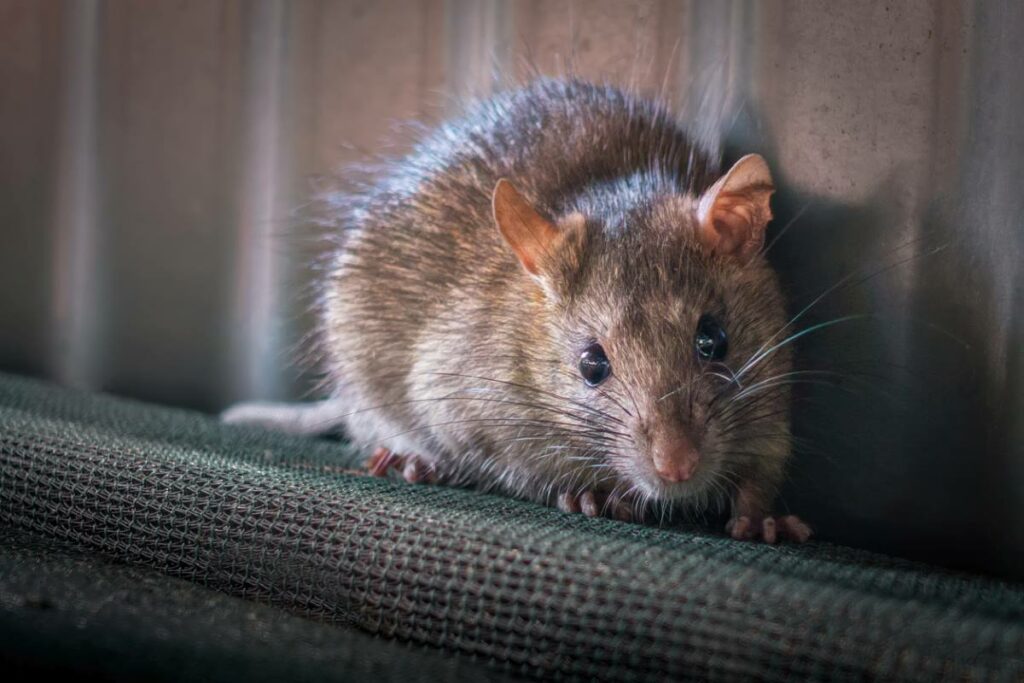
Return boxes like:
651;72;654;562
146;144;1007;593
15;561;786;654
1;0;1022;578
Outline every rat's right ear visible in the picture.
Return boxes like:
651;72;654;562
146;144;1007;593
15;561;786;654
492;179;560;277
695;154;775;263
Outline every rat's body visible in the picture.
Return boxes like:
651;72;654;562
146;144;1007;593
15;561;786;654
224;79;810;542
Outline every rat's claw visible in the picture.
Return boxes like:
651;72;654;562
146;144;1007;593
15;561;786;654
777;514;813;543
557;491;581;513
607;493;638;522
727;515;753;540
554;490;644;523
579;490;600;517
554;490;604;518
401;455;436;484
367;447;398;477
727;514;812;544
366;447;437;484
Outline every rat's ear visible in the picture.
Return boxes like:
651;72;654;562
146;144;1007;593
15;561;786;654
493;179;560;277
695;154;775;262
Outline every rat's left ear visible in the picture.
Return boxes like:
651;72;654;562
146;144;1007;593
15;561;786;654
695;154;775;263
493;178;561;277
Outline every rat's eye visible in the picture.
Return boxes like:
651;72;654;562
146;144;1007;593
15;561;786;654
579;342;612;387
695;314;728;361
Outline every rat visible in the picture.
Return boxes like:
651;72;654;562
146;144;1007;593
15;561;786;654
223;78;811;543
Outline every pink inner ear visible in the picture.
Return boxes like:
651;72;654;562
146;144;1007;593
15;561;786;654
708;193;757;252
492;178;564;277
700;187;772;261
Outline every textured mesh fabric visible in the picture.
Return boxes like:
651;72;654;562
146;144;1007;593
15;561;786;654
0;372;1022;681
0;528;515;682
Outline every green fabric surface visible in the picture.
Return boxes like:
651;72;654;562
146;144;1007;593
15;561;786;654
0;528;517;683
0;372;1022;681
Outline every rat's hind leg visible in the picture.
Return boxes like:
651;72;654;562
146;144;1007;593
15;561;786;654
220;398;350;437
366;447;438;484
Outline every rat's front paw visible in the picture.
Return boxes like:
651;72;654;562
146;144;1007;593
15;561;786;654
366;447;438;484
556;490;641;523
726;514;812;544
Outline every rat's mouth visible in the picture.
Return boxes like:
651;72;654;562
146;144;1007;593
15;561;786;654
626;454;718;504
650;472;712;501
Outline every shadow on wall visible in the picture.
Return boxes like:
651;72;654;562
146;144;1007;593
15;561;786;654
740;122;1022;580
712;0;1024;580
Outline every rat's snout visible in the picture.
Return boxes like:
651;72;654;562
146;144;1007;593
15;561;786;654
650;427;701;483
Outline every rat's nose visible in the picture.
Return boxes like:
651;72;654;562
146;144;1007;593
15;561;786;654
651;429;700;483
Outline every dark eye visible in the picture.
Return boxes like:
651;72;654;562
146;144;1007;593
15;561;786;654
695;314;728;361
579;342;612;387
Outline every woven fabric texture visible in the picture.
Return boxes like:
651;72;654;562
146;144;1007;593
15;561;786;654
0;528;514;683
0;373;1022;681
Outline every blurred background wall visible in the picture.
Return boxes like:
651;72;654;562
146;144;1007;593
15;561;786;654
1;0;1022;579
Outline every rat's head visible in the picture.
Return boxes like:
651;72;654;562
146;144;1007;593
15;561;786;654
493;156;791;511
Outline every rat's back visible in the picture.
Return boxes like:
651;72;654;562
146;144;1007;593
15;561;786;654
318;79;713;382
383;78;713;231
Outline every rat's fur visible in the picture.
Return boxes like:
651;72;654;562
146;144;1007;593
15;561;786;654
225;79;796;529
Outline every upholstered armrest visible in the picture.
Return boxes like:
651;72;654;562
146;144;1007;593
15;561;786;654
1;373;1021;680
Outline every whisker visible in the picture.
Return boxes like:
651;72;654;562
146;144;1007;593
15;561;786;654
762;200;811;255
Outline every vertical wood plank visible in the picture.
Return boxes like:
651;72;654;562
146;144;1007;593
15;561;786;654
227;0;289;402
272;0;447;399
97;0;244;410
509;0;684;97
50;0;101;390
0;1;61;378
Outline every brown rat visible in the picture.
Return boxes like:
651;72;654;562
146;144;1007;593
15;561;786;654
223;79;811;543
